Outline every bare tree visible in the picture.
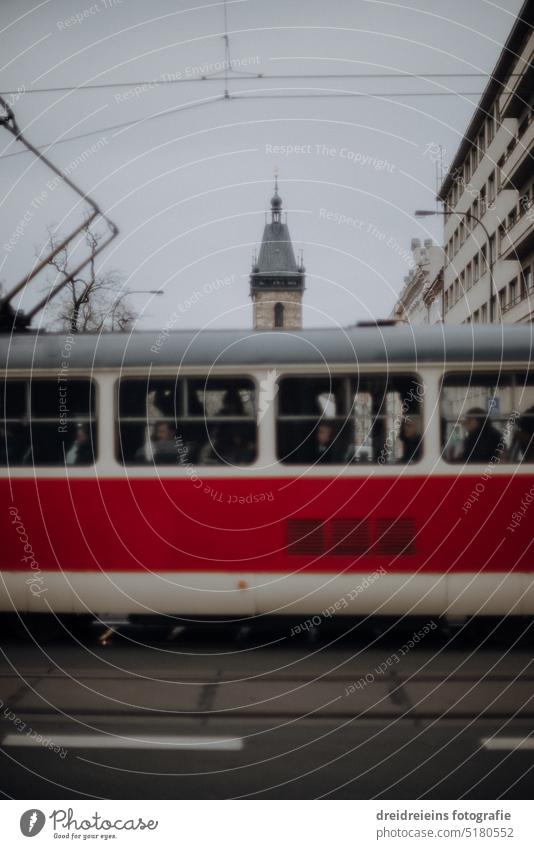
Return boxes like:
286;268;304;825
40;220;136;333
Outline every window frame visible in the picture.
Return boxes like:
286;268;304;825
275;371;425;466
0;376;98;467
439;370;534;465
115;373;259;466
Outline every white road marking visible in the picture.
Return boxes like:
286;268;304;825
482;737;534;751
2;734;243;751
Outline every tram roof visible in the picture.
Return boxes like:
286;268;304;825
1;325;533;370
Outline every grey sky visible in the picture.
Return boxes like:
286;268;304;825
0;0;525;330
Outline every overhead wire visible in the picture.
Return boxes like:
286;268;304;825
0;94;228;158
0;1;498;161
0;87;486;159
0;72;516;95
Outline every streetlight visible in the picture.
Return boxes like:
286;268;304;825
414;209;497;322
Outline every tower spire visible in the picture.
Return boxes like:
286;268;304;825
270;166;282;224
250;178;305;330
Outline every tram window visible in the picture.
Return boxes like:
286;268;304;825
23;422;97;466
0;379;96;466
118;378;183;419
187;378;254;418
31;380;95;418
117;376;256;465
276;374;423;465
441;372;534;463
0;380;26;418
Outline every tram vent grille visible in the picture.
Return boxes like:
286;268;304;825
330;519;371;555
375;518;417;555
286;520;325;555
286;518;417;556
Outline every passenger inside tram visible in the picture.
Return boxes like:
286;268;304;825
199;425;255;465
0;424;20;464
65;423;93;465
312;421;348;464
219;386;246;416
515;406;534;461
135;421;178;464
399;416;422;463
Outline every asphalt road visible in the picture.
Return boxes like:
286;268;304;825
1;617;534;799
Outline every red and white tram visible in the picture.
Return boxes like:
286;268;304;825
2;324;534;619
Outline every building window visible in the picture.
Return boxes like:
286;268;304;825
481;303;488;322
481;245;488;274
488;172;496;207
473;254;480;282
480;186;487;216
274;302;284;328
487;107;496;145
489;234;496;266
518;113;530;139
510;278;517;305
520;191;533;217
497;154;505;189
477;128;485;156
499;287;507;314
498;223;506;255
473;310;480;323
522;265;532;298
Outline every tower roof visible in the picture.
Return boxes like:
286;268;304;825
251;182;304;286
256;220;299;276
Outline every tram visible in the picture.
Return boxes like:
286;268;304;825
1;324;534;618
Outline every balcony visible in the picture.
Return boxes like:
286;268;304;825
499;30;534;118
500;207;534;260
443;191;517;283
501;284;534;323
501;114;534;187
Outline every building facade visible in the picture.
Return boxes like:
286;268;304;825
391;238;444;324
250;183;305;330
439;0;534;324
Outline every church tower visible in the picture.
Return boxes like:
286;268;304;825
250;179;305;330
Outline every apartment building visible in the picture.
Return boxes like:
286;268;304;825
390;239;444;324
439;0;534;324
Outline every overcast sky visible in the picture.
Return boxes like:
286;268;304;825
0;0;525;330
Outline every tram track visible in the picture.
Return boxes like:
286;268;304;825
2;670;534;721
2;634;534;798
